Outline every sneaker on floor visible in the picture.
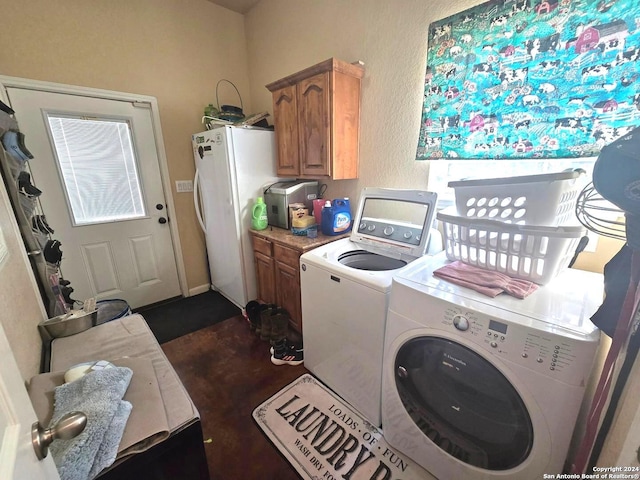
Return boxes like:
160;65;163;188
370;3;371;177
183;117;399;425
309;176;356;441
271;340;303;366
270;339;302;355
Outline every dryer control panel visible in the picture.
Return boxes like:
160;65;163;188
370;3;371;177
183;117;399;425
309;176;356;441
436;303;598;386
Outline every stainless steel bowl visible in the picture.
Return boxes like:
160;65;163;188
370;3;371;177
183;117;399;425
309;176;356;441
38;310;98;338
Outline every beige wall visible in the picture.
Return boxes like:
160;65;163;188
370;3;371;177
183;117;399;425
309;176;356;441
0;0;252;294
246;0;461;200
0;0;620;299
0;159;47;380
245;0;622;273
0;0;624;379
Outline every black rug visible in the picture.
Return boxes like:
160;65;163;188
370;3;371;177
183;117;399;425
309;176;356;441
136;290;241;344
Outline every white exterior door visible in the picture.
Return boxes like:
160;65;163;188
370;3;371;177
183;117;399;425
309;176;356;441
6;87;181;309
0;318;60;480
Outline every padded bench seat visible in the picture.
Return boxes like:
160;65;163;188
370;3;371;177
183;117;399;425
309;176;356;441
50;314;196;433
30;314;209;480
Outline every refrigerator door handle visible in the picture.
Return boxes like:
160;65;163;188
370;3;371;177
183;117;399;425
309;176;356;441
193;168;206;233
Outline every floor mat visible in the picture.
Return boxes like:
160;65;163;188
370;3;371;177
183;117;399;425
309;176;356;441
137;290;240;343
252;373;434;480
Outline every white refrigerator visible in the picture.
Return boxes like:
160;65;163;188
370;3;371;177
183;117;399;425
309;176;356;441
192;125;279;308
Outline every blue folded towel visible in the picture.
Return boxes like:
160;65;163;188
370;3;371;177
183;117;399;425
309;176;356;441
49;367;133;480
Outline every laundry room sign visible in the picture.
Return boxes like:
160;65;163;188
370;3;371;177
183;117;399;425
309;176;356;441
252;374;434;480
416;0;640;160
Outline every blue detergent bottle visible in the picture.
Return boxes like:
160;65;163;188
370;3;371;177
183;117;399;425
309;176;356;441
321;198;352;235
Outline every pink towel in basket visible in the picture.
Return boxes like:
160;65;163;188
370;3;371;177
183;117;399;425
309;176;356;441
433;261;539;299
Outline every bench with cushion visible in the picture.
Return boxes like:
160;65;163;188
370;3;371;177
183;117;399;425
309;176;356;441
28;313;210;480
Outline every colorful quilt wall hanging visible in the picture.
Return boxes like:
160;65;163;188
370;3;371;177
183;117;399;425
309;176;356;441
416;0;640;160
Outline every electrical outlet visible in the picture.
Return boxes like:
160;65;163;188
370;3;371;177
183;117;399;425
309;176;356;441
175;180;193;193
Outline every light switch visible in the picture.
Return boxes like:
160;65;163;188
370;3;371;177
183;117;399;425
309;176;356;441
175;180;193;193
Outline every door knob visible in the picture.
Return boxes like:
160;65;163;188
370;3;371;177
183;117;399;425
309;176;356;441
158;217;167;224
32;411;87;460
156;203;164;210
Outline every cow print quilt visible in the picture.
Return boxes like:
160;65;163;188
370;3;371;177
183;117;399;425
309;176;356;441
416;0;640;160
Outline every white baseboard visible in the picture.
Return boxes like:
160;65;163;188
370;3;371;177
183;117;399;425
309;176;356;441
188;284;211;297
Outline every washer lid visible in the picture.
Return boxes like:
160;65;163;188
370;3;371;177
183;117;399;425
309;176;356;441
349;188;438;262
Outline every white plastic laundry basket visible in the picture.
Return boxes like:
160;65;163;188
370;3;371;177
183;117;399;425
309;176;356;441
437;208;586;285
448;170;585;226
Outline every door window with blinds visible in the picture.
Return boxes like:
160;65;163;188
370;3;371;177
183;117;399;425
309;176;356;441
46;114;146;226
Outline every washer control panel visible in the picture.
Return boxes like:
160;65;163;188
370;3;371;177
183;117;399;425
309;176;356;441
358;218;422;246
437;304;597;385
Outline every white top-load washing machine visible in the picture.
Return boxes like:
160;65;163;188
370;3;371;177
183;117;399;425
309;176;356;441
381;253;604;480
300;188;440;427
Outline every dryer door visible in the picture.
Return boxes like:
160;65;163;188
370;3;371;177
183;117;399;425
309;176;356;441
394;337;533;470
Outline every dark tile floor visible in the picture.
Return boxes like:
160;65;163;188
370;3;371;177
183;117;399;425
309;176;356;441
162;314;306;480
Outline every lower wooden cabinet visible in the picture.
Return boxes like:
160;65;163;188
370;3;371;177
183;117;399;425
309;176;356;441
274;258;302;332
250;229;346;333
254;251;276;306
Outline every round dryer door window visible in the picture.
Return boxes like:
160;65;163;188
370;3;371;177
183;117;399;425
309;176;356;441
394;337;533;470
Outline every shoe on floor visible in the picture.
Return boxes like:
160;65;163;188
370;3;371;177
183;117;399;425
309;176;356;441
271;339;303;366
269;307;291;345
270;338;302;355
259;304;277;341
243;300;262;333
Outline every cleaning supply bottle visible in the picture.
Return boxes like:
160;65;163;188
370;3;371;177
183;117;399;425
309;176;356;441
342;197;351;217
332;198;352;234
251;197;268;230
320;200;333;235
321;199;352;235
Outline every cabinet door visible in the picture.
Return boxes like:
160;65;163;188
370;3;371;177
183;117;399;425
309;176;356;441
272;85;300;176
297;72;331;177
275;261;302;332
254;251;276;304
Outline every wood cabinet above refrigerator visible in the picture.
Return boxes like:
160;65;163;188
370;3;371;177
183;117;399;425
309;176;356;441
266;58;364;180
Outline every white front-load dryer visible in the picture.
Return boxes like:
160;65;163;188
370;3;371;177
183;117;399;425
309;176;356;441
381;253;604;479
301;188;440;427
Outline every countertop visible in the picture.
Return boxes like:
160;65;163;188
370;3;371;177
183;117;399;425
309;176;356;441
250;226;349;253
